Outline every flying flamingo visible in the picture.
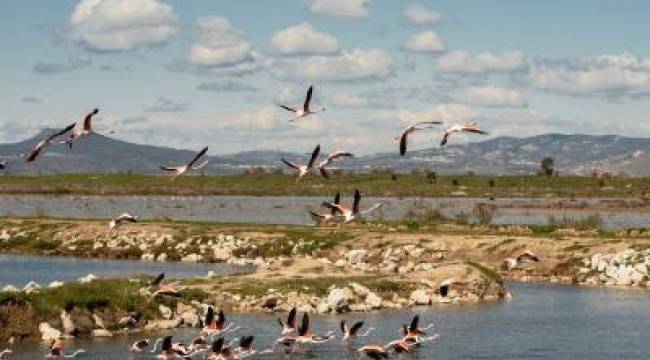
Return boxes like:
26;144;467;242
277;307;297;335
317;150;353;179
321;189;388;223
25;124;75;162
108;213;137;231
160;146;209;179
440;122;488;146
278;85;325;121
45;339;86;359
281;145;320;180
503;250;540;271
309;192;340;223
340;320;373;341
395;121;442;156
67;108;99;148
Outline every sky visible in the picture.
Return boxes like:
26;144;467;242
3;0;650;155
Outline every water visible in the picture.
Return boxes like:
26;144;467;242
6;282;650;359
0;195;648;229
0;254;249;288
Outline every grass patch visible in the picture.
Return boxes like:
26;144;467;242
466;261;503;284
226;276;416;298
0;173;646;197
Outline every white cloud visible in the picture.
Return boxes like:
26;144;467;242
396;104;477;124
531;53;650;98
145;96;188;112
403;3;442;25
188;16;255;68
268;49;392;81
404;30;445;53
436;50;526;74
331;94;368;108
70;0;178;51
270;23;338;56
305;0;370;19
456;85;526;108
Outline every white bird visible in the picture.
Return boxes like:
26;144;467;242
440;122;488;146
309;193;340;223
130;339;151;352
282;145;320;180
277;307;297;335
503;250;540;271
25;124;75;163
45;339;86;358
278;85;325;121
438;278;468;298
160;146;209;179
321;190;388;223
108;213;138;231
395;121;442;156
340;320;371;341
67;108;99;148
317;150;353;179
0;349;11;359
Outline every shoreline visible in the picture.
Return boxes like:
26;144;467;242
0;217;648;342
0;173;648;197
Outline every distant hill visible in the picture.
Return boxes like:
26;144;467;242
0;131;648;175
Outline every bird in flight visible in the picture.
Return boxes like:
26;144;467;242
395;121;442;156
160;146;209;179
321;189;388;223
67;108;100;148
25;124;75;163
278;85;325;121
282;144;320;180
108;213;138;231
317;150;353;179
440;122;488;146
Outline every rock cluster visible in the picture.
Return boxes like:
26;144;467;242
577;249;650;287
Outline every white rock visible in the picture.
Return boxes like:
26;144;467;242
317;301;330;314
382;262;397;274
144;319;181;331
156;253;168;262
349;283;370;298
591;253;601;271
159;304;173;319
91;329;113;337
597;259;608;272
344;250;368;265
365;292;382;309
181;253;203;263
48;281;65;289
327;288;351;312
23;281;41;294
634;263;648;276
140;253;155;261
213;248;231;261
60;311;76;336
78;274;98;284
92;314;106;330
410;289;431;305
39;322;62;341
1;285;18;292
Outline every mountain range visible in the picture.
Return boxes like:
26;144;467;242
0;130;648;176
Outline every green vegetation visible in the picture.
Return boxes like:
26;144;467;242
225;276;417;298
232;229;352;257
0;173;647;197
466;261;503;284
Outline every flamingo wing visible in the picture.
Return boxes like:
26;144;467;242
352;189;361;215
303;85;313;113
308;144;321;168
281;158;300;170
187;146;208;167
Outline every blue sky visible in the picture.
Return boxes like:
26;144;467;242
3;0;650;155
